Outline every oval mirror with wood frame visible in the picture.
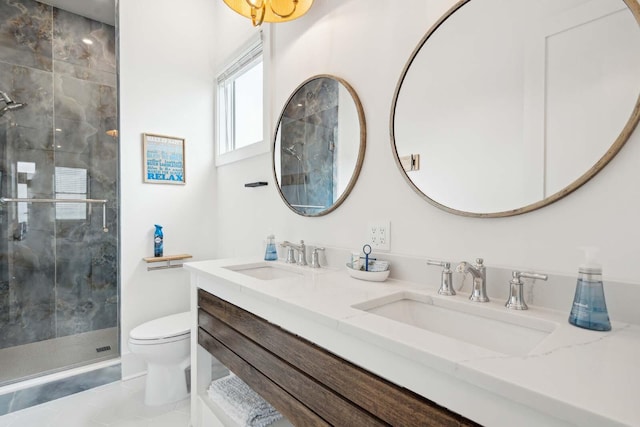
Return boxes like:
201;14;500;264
391;0;640;217
273;75;366;216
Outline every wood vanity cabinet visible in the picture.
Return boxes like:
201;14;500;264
198;289;479;427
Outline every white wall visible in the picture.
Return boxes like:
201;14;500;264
214;0;640;287
119;0;217;377
116;0;640;376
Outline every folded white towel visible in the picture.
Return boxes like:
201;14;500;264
207;373;283;427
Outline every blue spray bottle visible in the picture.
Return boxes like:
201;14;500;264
154;225;164;257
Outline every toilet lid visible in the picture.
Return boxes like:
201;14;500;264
130;311;191;341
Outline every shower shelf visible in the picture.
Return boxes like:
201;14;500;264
143;254;192;271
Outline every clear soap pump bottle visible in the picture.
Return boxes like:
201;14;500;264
264;235;278;261
568;247;611;331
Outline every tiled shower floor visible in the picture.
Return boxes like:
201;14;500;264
0;328;119;385
0;376;190;427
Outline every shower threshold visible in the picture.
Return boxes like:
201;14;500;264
0;327;119;387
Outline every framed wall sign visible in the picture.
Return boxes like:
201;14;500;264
142;133;186;185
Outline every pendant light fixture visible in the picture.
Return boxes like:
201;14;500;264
223;0;314;26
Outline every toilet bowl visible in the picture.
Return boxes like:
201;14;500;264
128;311;191;406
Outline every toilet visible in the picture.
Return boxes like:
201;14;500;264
128;311;191;406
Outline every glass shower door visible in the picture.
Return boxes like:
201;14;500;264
0;0;119;386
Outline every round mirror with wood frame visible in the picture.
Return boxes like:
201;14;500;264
273;75;366;217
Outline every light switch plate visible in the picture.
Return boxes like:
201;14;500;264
367;221;390;251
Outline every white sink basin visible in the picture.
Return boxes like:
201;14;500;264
224;262;303;280
352;292;556;356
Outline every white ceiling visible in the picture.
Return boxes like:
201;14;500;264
38;0;116;26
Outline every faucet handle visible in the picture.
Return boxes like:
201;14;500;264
311;247;325;268
506;270;548;310
427;259;451;269
280;243;297;264
475;258;484;267
515;271;548;281
427;259;455;296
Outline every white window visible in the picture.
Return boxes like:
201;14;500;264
55;167;87;220
216;33;266;165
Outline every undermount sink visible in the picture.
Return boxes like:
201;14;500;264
352;292;556;356
224;262;303;280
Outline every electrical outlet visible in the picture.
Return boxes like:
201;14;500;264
367;221;390;251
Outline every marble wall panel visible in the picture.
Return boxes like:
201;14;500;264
5;125;53;151
1;249;56;347
53;77;116;155
0;0;52;72
53;9;116;79
54;73;100;134
0;189;56;348
0;280;8;326
0;60;54;131
6;148;55;198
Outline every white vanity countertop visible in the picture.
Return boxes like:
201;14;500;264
186;258;640;427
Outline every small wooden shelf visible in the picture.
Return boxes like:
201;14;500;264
143;254;192;271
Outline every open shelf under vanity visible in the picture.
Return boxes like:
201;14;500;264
191;288;477;427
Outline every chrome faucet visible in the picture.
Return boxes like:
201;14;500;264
506;271;548;310
280;240;307;266
456;258;489;302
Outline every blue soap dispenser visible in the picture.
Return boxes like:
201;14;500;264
568;247;611;331
264;234;278;261
154;225;164;257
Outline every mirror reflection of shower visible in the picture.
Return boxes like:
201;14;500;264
0;91;27;117
282;142;308;207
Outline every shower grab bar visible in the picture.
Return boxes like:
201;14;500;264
290;204;327;209
0;198;110;232
0;198;107;204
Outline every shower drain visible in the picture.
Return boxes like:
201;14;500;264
96;346;112;353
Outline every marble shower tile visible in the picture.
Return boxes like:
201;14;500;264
53;60;116;87
0;61;54;131
0;281;9;325
0;0;52;72
54;74;100;128
52;9;115;79
5;148;55;198
4;125;53;151
53;77;116;155
1;246;56;347
55;230;116;336
52;118;98;154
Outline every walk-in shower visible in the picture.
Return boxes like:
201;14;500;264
0;0;119;412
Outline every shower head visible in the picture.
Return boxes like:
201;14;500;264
282;145;301;161
0;102;26;117
0;90;27;117
0;91;13;104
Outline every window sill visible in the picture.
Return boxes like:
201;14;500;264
215;140;269;167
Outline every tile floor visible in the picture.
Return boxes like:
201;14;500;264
0;376;190;427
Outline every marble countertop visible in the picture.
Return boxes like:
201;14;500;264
186;258;640;427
